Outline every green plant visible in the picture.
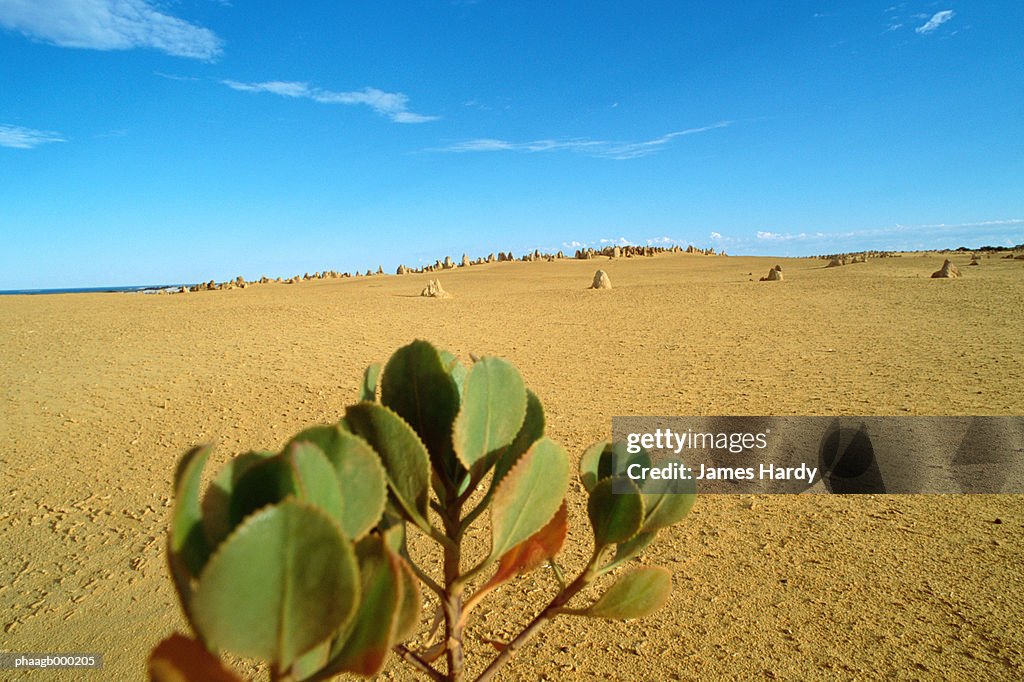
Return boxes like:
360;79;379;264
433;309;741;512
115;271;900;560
150;340;696;681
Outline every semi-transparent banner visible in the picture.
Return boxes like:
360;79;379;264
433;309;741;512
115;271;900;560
610;416;1024;494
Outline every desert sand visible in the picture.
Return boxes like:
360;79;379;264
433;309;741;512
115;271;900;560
1;252;1022;680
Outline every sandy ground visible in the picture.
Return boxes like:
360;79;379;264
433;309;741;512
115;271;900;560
1;252;1022;680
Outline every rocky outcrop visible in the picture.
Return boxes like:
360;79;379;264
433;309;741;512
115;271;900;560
420;279;450;298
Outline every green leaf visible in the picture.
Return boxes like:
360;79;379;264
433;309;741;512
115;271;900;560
490;437;569;559
639;475;697;534
438;350;468;399
380;340;461;482
202;451;274;549
328;431;388;540
579;441;650;492
378;509;407;555
228;456;298;527
322;536;403;677
604;532;657;574
344;402;431;532
581;438;651;491
481;500;568;593
289;426;388;539
578;440;694;534
285;441;345;525
291;640;330;682
453;357;528;476
171;445;211;578
393;555;422;644
191;501;359;669
588;478;644;548
578;567;671;620
493;389;545;485
361;363;381;402
579;441;611;492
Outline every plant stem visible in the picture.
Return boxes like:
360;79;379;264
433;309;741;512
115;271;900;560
442;500;465;681
472;552;602;682
394;644;446;682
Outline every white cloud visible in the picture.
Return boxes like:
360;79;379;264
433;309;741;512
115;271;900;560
436;121;731;159
0;123;65;149
0;0;223;60
915;10;954;34
222;80;437;123
154;71;199;82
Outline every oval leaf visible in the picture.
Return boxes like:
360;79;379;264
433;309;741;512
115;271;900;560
438;349;468;399
580;441;651;493
490;437;569;559
322;536;403;677
579;441;611;493
329;431;388;539
481;500;567;593
171;445;211;579
361;362;381;402
393;554;422;644
202;450;274;549
492;389;545;487
380;340;461;481
288;425;388;539
228;456;298;527
588;478;644;548
344;402;431;531
606;531;658;573
285;441;345;524
581;567;671;620
639;475;697;534
453;357;528;475
192;501;359;669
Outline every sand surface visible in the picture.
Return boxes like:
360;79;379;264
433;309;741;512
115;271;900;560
2;252;1022;680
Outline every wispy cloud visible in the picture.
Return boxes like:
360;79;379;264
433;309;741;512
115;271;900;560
0;124;65;149
915;10;955;34
436;121;731;160
753;219;1023;243
222;80;437;123
154;71;200;82
0;0;223;60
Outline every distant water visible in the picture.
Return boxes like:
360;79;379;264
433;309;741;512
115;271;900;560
0;284;186;296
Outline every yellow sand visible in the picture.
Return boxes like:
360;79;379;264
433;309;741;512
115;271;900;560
1;252;1022;680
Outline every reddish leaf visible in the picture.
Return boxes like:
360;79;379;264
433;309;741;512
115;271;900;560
481;500;567;593
148;633;244;682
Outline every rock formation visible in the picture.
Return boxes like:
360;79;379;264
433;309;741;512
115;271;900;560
590;270;612;290
931;259;961;278
420;279;450;298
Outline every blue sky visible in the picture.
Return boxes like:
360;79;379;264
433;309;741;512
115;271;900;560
1;1;1021;288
